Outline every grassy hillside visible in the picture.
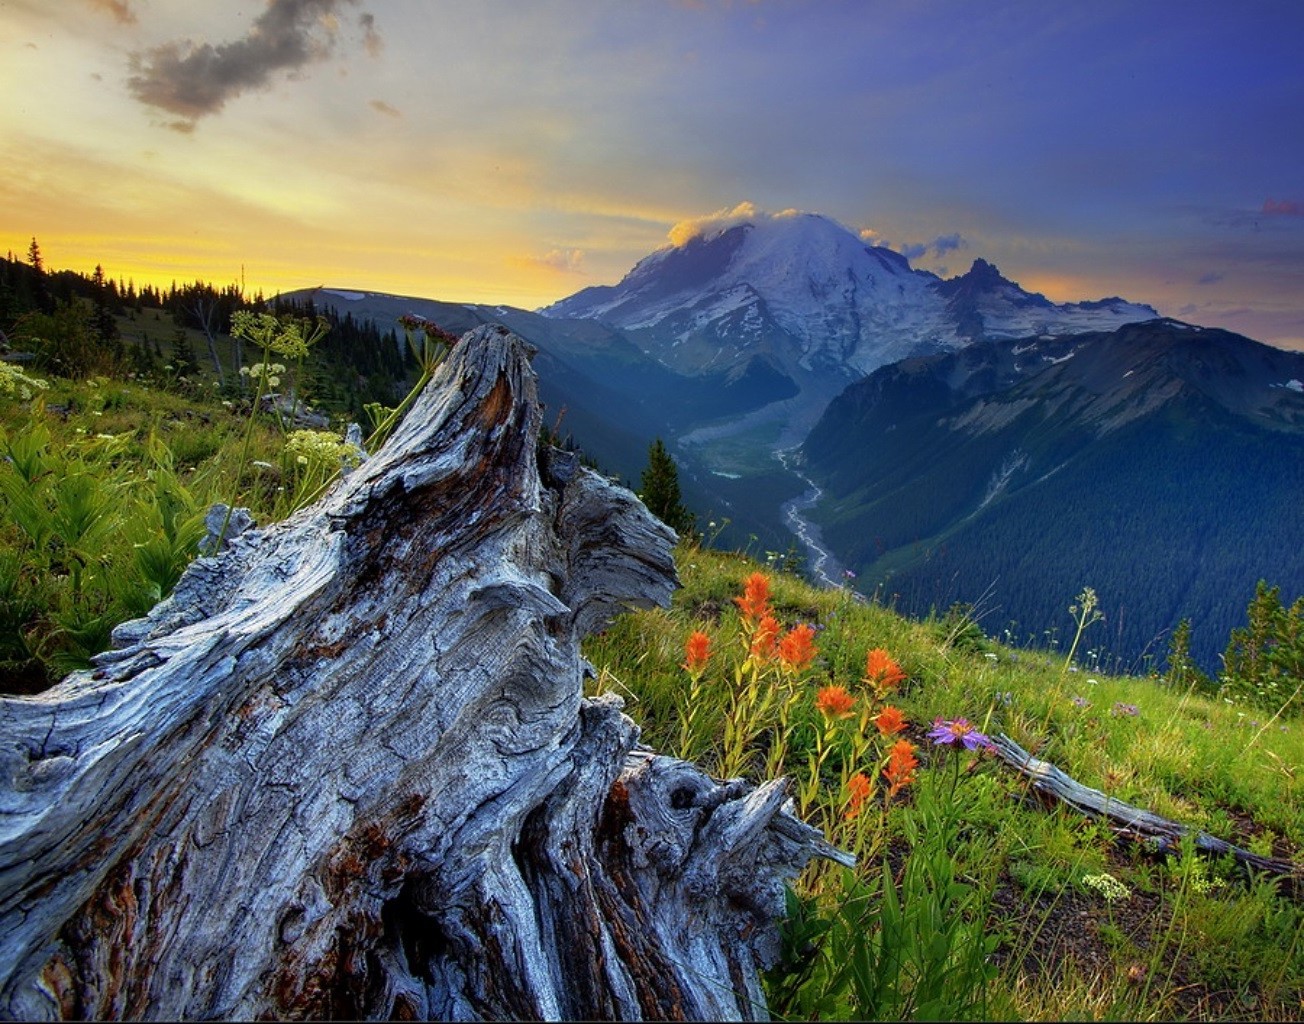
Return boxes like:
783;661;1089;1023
584;546;1304;1020
3;312;1302;1020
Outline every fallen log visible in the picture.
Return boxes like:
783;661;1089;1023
990;734;1302;883
0;324;846;1021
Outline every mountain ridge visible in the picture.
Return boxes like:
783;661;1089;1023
800;319;1304;670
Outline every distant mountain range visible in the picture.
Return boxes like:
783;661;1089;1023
283;210;1300;670
800;319;1304;670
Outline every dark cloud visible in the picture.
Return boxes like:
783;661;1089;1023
369;98;401;118
87;0;138;25
1197;271;1224;286
931;232;966;257
896;233;967;262
127;0;379;130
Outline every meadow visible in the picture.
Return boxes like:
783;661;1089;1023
2;301;1301;1019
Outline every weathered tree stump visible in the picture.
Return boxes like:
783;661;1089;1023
0;325;844;1021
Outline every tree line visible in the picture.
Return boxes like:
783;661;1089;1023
1;240;411;418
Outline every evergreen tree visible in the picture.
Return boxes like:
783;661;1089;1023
26;237;53;314
639;438;695;537
90;264;120;349
1165;618;1211;692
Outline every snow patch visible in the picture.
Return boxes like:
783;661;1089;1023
323;289;365;301
1271;378;1304;393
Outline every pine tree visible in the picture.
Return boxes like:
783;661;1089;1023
90;264;120;348
26;237;53;314
639;438;695;537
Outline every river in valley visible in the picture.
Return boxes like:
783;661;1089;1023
774;447;851;590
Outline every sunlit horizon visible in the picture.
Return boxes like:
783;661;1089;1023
4;2;1302;350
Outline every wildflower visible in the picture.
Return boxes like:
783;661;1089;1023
927;717;993;751
816;684;856;720
232;311;313;360
874;704;907;737
864;647;906;692
750;613;781;662
734;572;771;621
1070;695;1091;709
683;630;711;675
844;771;874;819
1111;702;1140;717
884;738;919;796
285;429;364;470
1082;872;1131;902
0;362;49;401
777;623;817;671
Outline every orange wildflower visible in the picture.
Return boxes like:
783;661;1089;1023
777;623;818;671
734;571;772;622
683;630;711;674
865;647;906;691
844;771;874;819
883;738;919;797
750;613;781;662
874;704;907;737
815;684;856;720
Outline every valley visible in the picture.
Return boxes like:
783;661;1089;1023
283;210;1300;676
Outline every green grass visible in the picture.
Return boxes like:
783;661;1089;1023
584;543;1304;1021
3;350;1302;1020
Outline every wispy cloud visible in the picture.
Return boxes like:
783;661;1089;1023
1263;198;1304;217
369;99;400;118
127;0;379;131
895;233;967;262
86;0;137;25
360;12;383;57
526;248;587;273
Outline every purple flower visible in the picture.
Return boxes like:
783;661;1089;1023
1071;696;1091;709
928;717;993;751
1111;702;1140;717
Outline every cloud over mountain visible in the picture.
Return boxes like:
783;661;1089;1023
667;202;806;247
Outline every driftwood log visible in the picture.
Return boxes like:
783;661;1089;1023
0;325;846;1021
991;734;1303;883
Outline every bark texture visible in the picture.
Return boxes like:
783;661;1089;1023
0;325;842;1021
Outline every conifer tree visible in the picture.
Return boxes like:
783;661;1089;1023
26;237;53;314
639;437;695;537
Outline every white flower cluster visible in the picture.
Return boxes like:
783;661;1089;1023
284;429;363;470
231;311;312;361
0;362;49;401
1082;872;1131;902
239;362;287;388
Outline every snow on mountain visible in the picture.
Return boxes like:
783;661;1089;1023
543;211;1158;386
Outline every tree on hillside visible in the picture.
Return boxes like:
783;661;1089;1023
90;264;121;351
640;437;695;537
25;237;53;315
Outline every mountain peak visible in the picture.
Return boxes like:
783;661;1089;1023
544;207;1158;388
963;258;1008;284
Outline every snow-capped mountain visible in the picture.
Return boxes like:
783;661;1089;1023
543;212;1157;389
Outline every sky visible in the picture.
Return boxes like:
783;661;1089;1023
3;0;1302;349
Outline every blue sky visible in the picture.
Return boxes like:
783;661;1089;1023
3;0;1302;347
